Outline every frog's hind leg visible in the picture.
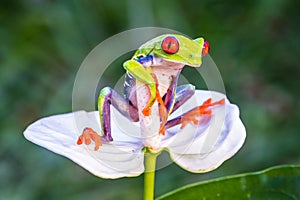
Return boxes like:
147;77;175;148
165;84;225;129
77;87;138;150
98;87;139;141
164;84;195;129
165;98;225;130
170;84;195;114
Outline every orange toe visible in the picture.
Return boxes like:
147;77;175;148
142;107;151;116
179;98;225;129
77;128;102;151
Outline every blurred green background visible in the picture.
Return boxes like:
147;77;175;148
1;0;300;199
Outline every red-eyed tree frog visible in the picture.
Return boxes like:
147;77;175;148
77;34;224;149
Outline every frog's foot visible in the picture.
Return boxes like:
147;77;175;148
77;128;102;151
142;104;153;116
180;98;225;129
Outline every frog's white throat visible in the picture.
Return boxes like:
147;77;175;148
151;57;184;97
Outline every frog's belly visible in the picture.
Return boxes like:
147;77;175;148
151;64;183;96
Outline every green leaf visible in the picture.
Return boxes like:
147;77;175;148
157;165;300;200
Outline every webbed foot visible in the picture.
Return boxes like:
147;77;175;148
180;98;225;129
77;128;102;151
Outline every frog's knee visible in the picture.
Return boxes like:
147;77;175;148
185;84;195;91
99;87;113;98
98;87;113;105
176;85;195;96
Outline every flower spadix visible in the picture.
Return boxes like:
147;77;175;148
24;90;246;179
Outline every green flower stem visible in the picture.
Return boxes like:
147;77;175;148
144;150;159;200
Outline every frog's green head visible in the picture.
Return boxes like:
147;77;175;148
134;34;210;67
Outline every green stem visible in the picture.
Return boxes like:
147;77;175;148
144;151;158;200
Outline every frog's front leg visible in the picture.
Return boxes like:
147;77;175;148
123;59;156;116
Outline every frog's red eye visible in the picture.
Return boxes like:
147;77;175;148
202;40;210;56
161;36;179;54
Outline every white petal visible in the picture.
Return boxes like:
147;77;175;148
23;110;144;179
163;90;246;172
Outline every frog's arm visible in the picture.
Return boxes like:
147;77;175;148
123;60;156;116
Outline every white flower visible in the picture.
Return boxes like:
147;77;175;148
23;90;246;179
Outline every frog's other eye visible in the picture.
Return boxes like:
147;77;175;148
202;40;210;56
161;36;179;54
